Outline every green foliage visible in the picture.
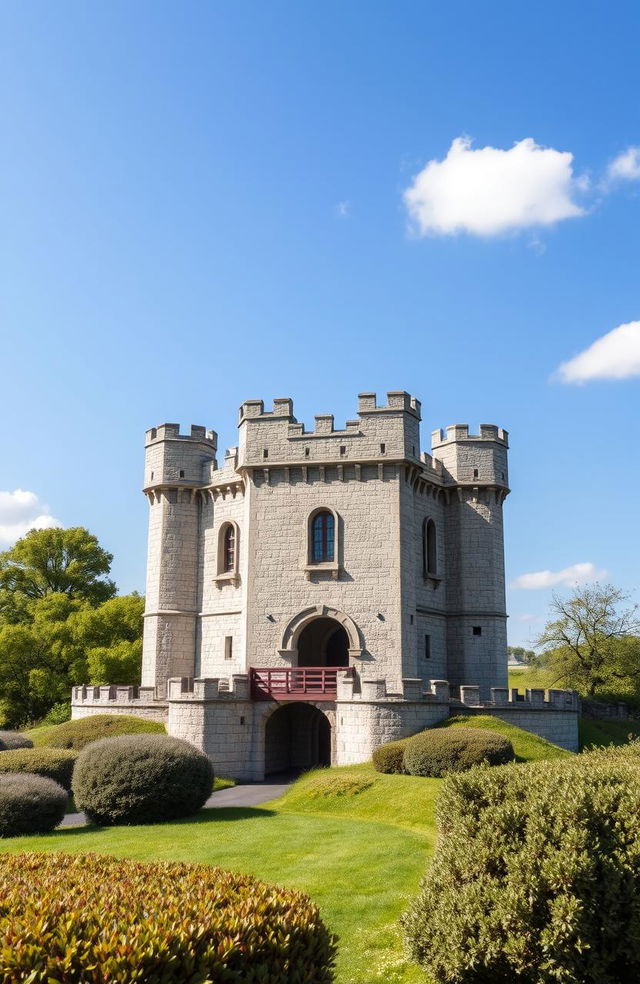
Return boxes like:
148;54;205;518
442;714;571;761
0;731;33;750
0;774;67;837
39;701;72;726
535;583;640;697
402;726;514;777
72;734;214;825
507;645;535;662
0;590;144;728
0;527;116;612
0;852;337;981
579;715;640;750
402;743;640;984
372;737;410;773
0;747;78;790
28;713;164;750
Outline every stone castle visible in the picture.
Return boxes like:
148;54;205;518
72;391;579;776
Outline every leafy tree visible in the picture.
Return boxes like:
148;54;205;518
0;527;142;727
507;646;535;663
535;583;640;696
0;527;116;618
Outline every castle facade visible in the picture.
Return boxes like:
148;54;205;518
72;392;579;777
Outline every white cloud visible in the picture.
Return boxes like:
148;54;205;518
555;320;640;383
511;562;607;590
606;146;640;183
403;136;585;237
0;489;62;549
335;200;350;218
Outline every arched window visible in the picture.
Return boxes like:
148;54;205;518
223;524;235;572
217;522;240;582
423;518;437;577
311;510;335;563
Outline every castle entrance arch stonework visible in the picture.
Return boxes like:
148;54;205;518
279;606;363;664
264;702;332;775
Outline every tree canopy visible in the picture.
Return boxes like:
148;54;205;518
0;528;142;727
535;583;640;697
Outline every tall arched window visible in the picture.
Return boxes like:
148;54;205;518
223;524;236;572
311;510;335;563
423;518;437;577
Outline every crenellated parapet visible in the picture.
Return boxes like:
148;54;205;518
237;391;423;468
430;422;510;489
71;684;168;722
144;423;218;492
458;685;580;711
167;675;251;701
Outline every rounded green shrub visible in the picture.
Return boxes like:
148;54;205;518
372;737;410;774
0;774;67;837
0;852;336;981
30;713;165;751
402;726;514;777
402;745;640;983
0;731;33;751
0;747;78;790
72;734;214;825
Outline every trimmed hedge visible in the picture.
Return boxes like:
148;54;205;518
0;775;67;837
372;737;410;774
402;743;640;983
0;747;78;790
0;731;33;751
402;725;514;777
72;734;214;825
30;713;165;751
0;852;337;981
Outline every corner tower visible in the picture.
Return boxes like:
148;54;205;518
431;424;510;698
142;423;217;695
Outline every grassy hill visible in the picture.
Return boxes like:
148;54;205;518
441;713;572;761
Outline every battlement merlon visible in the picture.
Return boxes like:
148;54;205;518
144;423;219;490
430;423;510;488
237;391;423;466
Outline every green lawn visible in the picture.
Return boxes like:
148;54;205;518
2;719;570;984
2;768;433;984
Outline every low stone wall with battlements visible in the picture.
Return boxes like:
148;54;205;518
71;675;580;773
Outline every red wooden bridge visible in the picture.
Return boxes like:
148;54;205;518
250;666;351;701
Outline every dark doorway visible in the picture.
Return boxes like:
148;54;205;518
297;617;349;668
265;703;331;776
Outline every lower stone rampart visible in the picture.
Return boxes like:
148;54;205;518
71;675;581;773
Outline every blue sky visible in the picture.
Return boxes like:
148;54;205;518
1;1;638;646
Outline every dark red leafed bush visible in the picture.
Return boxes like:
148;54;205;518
0;852;337;982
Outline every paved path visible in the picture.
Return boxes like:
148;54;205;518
60;779;292;828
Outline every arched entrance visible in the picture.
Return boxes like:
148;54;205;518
265;703;331;776
297;617;349;668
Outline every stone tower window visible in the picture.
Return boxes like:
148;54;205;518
473;626;482;636
311;511;335;563
423;519;437;577
216;521;240;585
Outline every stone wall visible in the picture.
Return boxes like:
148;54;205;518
71;685;168;724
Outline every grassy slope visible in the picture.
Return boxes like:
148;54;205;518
442;714;572;761
3;719;568;984
508;665;557;690
2;782;430;984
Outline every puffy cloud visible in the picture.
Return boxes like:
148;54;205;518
0;489;62;549
511;562;607;591
606;146;640;183
555;320;640;383
403;136;585;237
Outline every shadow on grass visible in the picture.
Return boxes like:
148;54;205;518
58;805;276;835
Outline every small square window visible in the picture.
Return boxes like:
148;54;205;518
263;449;268;459
425;634;431;658
224;636;233;659
473;626;482;636
179;470;185;478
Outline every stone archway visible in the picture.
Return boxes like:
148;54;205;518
264;703;331;776
279;605;363;662
297;617;349;667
